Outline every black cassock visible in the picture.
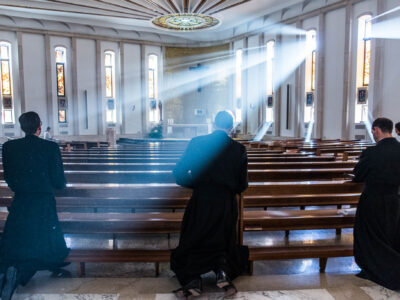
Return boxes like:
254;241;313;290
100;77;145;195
353;137;400;290
170;130;249;286
0;135;69;285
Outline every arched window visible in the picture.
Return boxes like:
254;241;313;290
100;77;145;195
104;50;116;123
304;29;317;123
55;47;67;123
266;40;275;123
148;54;159;123
355;14;372;124
235;49;243;123
0;42;14;124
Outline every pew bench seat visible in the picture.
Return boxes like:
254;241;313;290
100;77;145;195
66;243;354;277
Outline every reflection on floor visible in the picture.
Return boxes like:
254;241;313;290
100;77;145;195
9;227;400;299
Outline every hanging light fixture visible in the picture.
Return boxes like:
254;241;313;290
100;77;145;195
152;13;219;31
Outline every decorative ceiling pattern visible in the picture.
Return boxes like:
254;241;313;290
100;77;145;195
0;0;252;21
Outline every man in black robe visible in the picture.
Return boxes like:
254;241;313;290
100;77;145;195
171;110;249;298
353;117;400;290
0;112;69;299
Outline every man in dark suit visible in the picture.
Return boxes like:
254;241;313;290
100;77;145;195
353;117;400;290
0;112;69;300
171;110;249;298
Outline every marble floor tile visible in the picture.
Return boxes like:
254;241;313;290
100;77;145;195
155;289;335;300
361;286;400;300
14;294;119;300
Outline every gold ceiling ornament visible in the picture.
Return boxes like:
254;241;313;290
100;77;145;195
152;13;219;31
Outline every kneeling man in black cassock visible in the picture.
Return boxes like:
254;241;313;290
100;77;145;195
353;117;400;290
0;112;69;299
171;110;249;298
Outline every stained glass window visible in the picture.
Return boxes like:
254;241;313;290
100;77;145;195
1;60;11;95
304;30;317;123
0;42;13;124
363;18;372;86
58;109;66;123
311;50;316;91
355;15;372;123
104;51;116;123
105;52;114;99
148;54;159;123
56;63;65;97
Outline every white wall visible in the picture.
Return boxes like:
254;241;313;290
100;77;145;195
122;43;142;135
76;38;98;135
323;8;346;139
279;31;297;137
246;35;261;134
22;34;47;126
380;0;400;124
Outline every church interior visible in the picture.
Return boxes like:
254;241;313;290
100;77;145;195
0;0;400;299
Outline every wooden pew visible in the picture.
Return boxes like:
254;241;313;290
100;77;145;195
0;168;354;183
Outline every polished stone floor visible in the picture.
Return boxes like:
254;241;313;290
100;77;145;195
9;226;400;299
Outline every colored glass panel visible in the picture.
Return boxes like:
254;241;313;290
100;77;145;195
148;69;155;99
55;49;65;63
105;66;113;98
363;40;371;86
58;109;66;123
56;63;65;96
311;50;316;91
1;61;11;95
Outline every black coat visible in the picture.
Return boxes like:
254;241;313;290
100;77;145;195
0;135;69;283
353;137;400;290
170;130;249;286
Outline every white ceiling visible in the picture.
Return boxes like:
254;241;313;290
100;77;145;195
0;0;342;44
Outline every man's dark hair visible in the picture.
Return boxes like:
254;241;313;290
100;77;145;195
215;110;234;130
372;117;393;133
19;111;41;135
46;126;51;131
395;122;400;134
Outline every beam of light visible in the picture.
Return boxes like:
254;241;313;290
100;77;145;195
162;33;308;107
369;6;400;39
370;16;400;39
370;6;400;21
363;112;375;142
253;121;273;141
305;115;314;143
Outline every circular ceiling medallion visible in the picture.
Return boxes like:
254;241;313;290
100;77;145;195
152;13;219;31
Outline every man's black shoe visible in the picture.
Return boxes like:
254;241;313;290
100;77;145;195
184;278;202;297
1;266;18;300
216;269;230;288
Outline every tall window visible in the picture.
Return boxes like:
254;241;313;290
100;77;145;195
104;51;116;123
235;49;243;123
304;30;317;123
0;42;14;124
266;40;275;123
355;15;372;123
148;54;159;123
55;47;67;123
